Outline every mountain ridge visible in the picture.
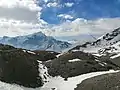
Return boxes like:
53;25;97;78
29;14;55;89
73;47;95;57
0;31;72;52
70;27;120;55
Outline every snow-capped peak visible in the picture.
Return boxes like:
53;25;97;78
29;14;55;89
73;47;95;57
0;32;72;52
70;27;120;56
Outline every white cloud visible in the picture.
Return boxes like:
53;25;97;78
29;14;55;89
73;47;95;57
0;0;41;11
0;7;40;23
0;0;45;24
65;2;74;7
0;18;45;37
58;14;74;19
45;18;120;37
1;15;120;39
0;0;43;23
47;2;58;7
0;0;49;37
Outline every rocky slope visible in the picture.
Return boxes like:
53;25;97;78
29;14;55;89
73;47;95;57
75;71;120;90
0;32;71;52
70;27;120;55
45;51;119;79
0;44;58;88
0;43;119;89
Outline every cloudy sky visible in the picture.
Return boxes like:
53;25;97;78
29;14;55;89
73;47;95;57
1;0;120;42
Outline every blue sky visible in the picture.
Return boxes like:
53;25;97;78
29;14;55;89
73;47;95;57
1;0;120;42
38;0;120;24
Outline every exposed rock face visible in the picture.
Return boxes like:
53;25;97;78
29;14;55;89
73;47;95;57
0;39;119;89
69;27;120;55
45;51;119;79
75;71;120;90
0;44;58;88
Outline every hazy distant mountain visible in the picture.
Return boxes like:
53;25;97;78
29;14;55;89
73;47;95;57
0;32;71;52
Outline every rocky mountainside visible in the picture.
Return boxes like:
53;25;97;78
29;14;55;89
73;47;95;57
0;43;119;89
1;28;120;90
70;27;120;55
75;71;120;90
0;44;59;88
65;27;120;90
45;51;119;79
0;32;71;52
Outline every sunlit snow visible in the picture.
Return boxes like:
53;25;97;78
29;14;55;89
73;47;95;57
0;70;118;90
68;59;82;62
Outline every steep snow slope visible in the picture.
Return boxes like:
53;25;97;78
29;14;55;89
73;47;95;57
70;27;120;55
0;32;71;52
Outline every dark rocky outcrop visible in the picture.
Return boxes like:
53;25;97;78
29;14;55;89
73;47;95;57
0;44;58;88
33;50;59;61
75;71;120;90
0;43;119;89
45;51;119;79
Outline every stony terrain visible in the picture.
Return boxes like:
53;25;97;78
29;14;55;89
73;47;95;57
69;27;120;55
0;44;58;88
75;71;120;90
0;43;119;89
45;51;119;79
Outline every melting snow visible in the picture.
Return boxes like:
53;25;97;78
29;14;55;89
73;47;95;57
23;50;26;53
0;70;118;90
99;63;105;66
72;50;80;52
40;70;119;90
37;60;50;83
93;53;103;57
103;62;107;65
110;53;120;59
27;51;36;55
69;59;82;62
23;50;36;55
95;59;100;62
95;59;107;66
56;53;64;58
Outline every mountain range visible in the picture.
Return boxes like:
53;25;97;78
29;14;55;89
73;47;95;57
0;27;120;90
0;32;71;52
70;27;120;56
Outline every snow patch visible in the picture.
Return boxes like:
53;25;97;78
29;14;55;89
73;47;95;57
22;50;26;53
72;50;80;52
23;50;36;55
56;53;64;58
99;63;105;66
95;59;107;66
41;70;119;90
95;59;100;62
37;60;50;84
69;59;82;62
110;53;120;59
103;62;107;65
93;53;103;57
27;51;36;55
